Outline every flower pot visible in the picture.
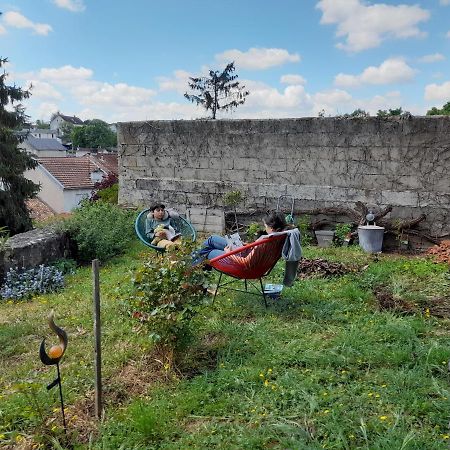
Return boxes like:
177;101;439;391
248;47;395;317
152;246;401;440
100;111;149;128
358;225;384;253
315;230;335;248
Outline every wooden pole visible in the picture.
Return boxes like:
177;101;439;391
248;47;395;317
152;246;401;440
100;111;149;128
92;259;102;419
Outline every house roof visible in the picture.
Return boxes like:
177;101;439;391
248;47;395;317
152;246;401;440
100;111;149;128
38;156;97;190
26;137;66;152
56;114;84;125
89;153;118;175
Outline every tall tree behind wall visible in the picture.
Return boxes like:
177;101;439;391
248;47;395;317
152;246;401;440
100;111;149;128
0;57;39;235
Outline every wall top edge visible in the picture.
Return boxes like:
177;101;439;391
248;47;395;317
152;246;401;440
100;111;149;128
117;116;449;126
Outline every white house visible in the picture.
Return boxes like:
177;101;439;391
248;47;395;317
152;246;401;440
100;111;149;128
50;113;84;135
24;155;118;213
29;128;59;140
19;137;67;158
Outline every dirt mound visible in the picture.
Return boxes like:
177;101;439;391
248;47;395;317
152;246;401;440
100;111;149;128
297;258;355;279
426;240;450;265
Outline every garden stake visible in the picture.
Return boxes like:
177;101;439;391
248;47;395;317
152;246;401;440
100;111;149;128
39;311;68;435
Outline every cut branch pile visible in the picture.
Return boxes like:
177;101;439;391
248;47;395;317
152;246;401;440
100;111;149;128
426;240;450;265
297;258;356;279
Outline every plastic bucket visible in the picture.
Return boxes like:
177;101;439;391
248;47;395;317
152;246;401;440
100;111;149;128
315;230;335;248
358;225;385;253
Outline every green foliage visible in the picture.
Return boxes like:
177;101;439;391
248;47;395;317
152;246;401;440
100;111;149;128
246;222;263;241
50;258;77;275
377;107;410;117
96;183;118;204
334;223;352;246
339;108;370;118
296;215;313;246
58;121;74;144
129;242;209;356
426;101;450;116
34;120;50;129
184;62;249;119
61;201;134;262
0;226;10;251
0;57;39;235
71;119;117;148
223;189;244;207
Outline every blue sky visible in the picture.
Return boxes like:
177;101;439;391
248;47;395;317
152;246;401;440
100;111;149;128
2;0;450;122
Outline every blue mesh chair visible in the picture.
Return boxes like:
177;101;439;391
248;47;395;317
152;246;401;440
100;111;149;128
134;208;196;253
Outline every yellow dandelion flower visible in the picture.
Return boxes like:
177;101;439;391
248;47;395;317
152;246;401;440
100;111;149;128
379;416;388;421
367;392;373;397
0;434;5;440
271;385;276;390
425;308;430;317
381;384;387;388
323;409;330;414
349;434;355;439
267;368;272;373
259;373;264;378
441;434;450;440
264;380;269;387
322;392;328;396
375;394;380;398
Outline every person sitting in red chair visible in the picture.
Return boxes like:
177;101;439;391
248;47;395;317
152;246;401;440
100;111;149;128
193;212;302;286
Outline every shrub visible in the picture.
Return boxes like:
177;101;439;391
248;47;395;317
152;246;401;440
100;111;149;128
297;215;313;246
90;173;118;204
1;265;64;301
246;222;263;241
334;223;352;246
128;243;210;366
61;201;135;262
50;258;77;275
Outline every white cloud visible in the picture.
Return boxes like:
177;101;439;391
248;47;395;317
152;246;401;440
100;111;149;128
157;70;192;93
424;80;450;101
215;48;300;70
280;74;306;85
316;0;429;52
418;53;445;63
52;0;86;12
35;102;59;120
334;58;415;87
440;0;450;5
0;24;7;35
3;11;52;35
28;80;62;100
37;65;93;85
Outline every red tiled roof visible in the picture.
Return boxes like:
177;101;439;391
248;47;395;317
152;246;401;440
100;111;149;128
89;154;118;175
38;156;97;189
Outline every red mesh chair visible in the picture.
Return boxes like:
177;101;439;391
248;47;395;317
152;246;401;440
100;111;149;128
208;234;287;306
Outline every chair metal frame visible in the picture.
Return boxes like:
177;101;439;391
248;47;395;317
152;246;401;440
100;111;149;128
208;234;287;307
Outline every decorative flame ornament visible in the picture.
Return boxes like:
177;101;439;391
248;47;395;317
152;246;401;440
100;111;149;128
39;311;68;434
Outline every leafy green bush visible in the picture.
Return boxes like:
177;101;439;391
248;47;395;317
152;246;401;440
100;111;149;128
128;243;210;365
50;258;77;275
96;183;118;204
296;215;313;246
334;223;352;246
61;201;135;262
246;222;262;241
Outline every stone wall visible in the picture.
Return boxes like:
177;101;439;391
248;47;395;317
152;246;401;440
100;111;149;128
0;228;71;280
118;117;450;236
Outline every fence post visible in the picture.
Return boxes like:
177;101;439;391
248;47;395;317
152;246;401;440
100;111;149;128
92;259;102;419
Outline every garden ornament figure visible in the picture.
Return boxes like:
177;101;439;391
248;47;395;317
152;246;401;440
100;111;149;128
366;210;375;225
39;311;68;434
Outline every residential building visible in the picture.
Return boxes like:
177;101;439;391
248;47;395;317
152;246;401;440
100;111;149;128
19;136;67;158
24;154;118;213
50;113;84;135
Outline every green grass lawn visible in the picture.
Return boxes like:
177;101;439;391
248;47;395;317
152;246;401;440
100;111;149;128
1;241;449;449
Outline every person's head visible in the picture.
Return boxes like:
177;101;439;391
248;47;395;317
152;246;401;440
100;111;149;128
150;203;166;220
263;211;287;233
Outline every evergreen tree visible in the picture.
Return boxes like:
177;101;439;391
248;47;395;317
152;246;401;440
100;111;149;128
0;57;39;235
184;62;249;119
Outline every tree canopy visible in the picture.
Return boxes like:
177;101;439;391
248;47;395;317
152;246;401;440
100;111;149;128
0;57;39;235
426;101;450;116
184;62;249;119
71;119;117;148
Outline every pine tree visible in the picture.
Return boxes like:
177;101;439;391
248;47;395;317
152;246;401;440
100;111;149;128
184;62;249;119
0;57;39;235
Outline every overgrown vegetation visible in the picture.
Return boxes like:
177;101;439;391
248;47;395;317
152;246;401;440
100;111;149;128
0;265;64;301
1;242;449;448
129;243;210;367
61;201;135;262
89;173;118;204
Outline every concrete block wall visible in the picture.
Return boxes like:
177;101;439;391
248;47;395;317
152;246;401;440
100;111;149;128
118;117;450;235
